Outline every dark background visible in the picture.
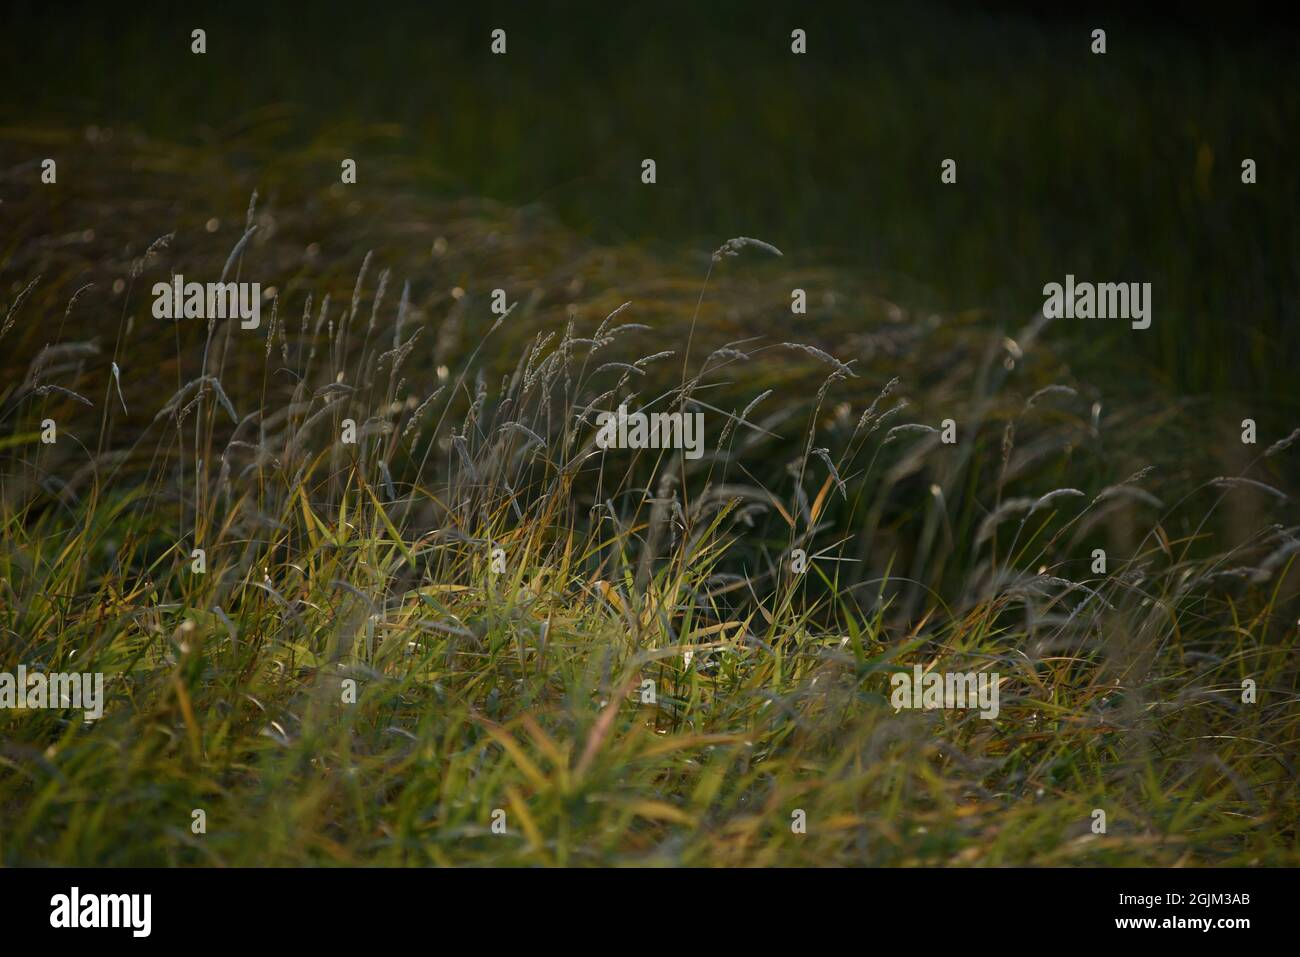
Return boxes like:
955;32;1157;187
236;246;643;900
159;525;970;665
3;0;1298;402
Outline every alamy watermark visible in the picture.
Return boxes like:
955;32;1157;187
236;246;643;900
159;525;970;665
890;665;1000;719
1042;274;1150;329
595;404;705;460
152;274;261;329
0;665;104;721
50;887;151;937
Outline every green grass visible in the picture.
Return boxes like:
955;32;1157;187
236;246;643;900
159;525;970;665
1;130;1297;866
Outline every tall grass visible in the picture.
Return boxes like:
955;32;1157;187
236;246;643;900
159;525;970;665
0;132;1297;866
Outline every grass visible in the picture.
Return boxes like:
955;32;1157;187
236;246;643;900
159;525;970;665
1;128;1297;866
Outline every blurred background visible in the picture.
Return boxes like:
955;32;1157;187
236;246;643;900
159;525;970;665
3;0;1297;409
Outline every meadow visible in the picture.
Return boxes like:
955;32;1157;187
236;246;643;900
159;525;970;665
0;2;1297;865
